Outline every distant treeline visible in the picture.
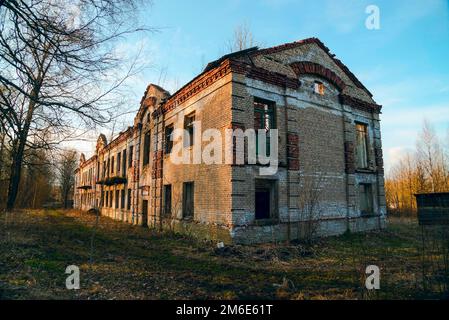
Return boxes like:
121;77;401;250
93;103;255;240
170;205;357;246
385;121;449;216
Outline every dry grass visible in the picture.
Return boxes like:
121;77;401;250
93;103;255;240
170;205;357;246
0;210;447;300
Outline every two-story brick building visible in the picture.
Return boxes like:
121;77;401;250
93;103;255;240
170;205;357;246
74;38;386;244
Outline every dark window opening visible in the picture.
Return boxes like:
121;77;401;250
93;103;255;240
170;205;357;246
182;182;194;219
165;125;174;154
111;156;114;174
143;132;150;166
122;149;127;175
128;146;133;168
105;191;109;207
184;113;195;147
255;189;270;220
164;184;172;216
115;190;119;208
117;152;121;174
121;189;125;209
127;189;132;210
109;190;113;207
142;200;148;227
255;179;278;220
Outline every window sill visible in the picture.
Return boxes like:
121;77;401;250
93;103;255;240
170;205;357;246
355;168;376;174
360;213;380;218
253;218;279;226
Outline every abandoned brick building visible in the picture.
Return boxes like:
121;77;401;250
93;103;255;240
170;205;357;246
74;38;386;244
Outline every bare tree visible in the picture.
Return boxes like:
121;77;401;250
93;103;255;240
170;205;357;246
0;0;152;210
58;149;78;208
226;22;259;53
416;120;446;192
297;172;326;244
385;120;449;215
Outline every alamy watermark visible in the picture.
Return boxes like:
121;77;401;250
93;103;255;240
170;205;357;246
166;111;279;176
365;265;380;290
365;5;380;30
65;265;80;290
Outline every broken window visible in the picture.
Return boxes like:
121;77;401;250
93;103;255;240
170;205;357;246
165;125;174;154
359;183;373;215
254;98;275;156
121;189;125;209
164;184;172;216
122;149;127;174
111;156;114;174
127;189;132;210
184;113;195;147
128;146;133;168
182;182;194;219
355;123;369;169
314;81;325;95
143;131;150;166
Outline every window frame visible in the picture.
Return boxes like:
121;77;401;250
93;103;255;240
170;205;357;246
164;184;172;216
355;122;369;169
314;81;325;95
184;113;195;148
359;183;374;216
165;125;174;154
254;97;276;157
143;131;151;166
182;182;194;219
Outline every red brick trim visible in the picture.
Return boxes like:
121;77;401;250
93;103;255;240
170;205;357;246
290;61;346;91
339;94;382;114
230;60;299;89
152;150;163;179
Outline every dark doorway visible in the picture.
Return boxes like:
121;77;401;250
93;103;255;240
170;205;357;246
142;200;148;227
255;188;270;220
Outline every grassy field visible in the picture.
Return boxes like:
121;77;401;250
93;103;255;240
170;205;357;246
0;209;447;300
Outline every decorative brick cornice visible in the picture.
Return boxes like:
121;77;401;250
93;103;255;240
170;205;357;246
253;37;373;97
160;60;234;115
339;94;382;114
99;127;133;156
290;61;346;91
79;154;98;170
231;60;299;89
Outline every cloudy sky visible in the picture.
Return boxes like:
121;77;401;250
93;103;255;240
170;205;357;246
75;0;449;174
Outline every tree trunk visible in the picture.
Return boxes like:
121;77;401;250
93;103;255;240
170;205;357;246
6;90;38;211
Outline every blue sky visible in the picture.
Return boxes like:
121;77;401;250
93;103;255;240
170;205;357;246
79;0;449;173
